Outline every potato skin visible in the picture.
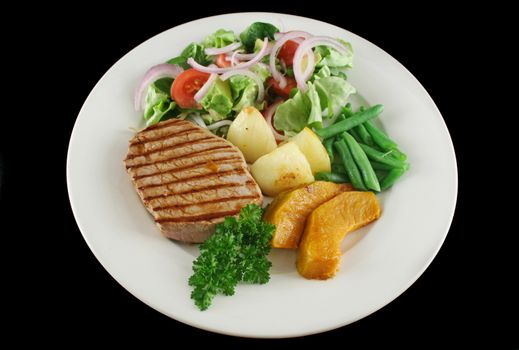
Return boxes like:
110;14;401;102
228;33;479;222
264;181;352;248
291;127;331;174
251;142;314;197
297;191;381;280
226;106;277;163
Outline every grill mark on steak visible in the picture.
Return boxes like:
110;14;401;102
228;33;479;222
143;181;255;200
128;149;240;175
125;136;218;160
132;156;243;180
155;210;242;223
134;159;245;188
128;130;211;156
138;168;247;190
146;182;259;209
130;127;200;145
126;145;233;169
152;194;260;211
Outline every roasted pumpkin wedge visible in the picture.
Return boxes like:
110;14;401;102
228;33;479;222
264;181;353;248
297;191;381;280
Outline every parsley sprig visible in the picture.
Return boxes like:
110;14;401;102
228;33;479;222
188;204;275;310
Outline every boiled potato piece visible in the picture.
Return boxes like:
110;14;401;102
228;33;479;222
291;127;331;174
227;106;277;163
264;181;353;248
251;142;314;197
297;191;381;280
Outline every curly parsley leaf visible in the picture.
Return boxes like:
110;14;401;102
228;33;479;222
188;204;275;310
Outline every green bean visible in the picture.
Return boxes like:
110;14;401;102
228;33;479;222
334;139;366;190
375;169;388;182
332;162;347;174
370;161;398;171
316;104;384;139
323;138;335;163
342;103;353;118
364;120;398;151
359;143;408;169
348;127;362;142
315;172;350;183
380;167;408;190
354;123;374;146
387;148;407;161
342;132;380;192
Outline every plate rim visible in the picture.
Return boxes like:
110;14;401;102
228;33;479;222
66;12;458;338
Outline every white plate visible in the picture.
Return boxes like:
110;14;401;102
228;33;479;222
67;13;457;338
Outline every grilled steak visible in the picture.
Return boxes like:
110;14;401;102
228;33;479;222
124;119;263;243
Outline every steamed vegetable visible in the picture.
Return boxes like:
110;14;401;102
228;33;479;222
341;132;380;192
334;139;366;190
359;143;408;169
264;181;352;248
291;127;331;174
226;107;277;163
297;191;380;280
251;142;314;196
316;104;384;139
189;204;274;310
315;171;350;183
380;166;410;190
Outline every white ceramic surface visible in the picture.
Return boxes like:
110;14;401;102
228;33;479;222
67;13;457;338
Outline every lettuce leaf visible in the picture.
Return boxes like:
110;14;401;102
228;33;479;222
200;78;233;119
143;84;176;126
314;76;356;117
273;76;356;135
229;65;271;112
203;29;236;48
314;44;353;69
273;90;310;136
240;22;279;52
306;82;323;128
167;43;210;69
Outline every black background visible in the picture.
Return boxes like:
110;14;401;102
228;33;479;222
2;3;516;348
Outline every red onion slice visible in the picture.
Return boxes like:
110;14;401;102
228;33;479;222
230;49;242;66
207;119;233;130
269;31;312;89
194;73;218;103
220;69;264;103
204;42;241;56
293;36;350;91
134;63;183;111
187;114;207;128
264;100;288;141
188;38;270;74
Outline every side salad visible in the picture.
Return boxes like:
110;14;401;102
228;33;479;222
134;22;355;138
